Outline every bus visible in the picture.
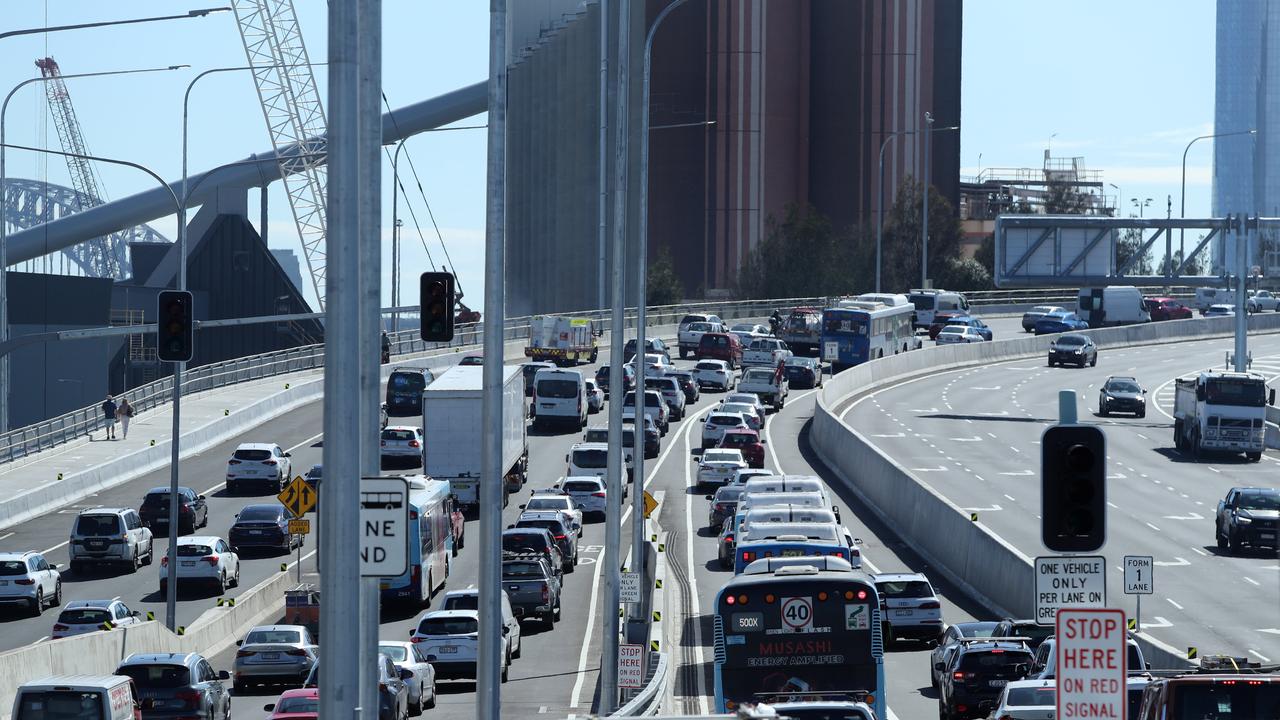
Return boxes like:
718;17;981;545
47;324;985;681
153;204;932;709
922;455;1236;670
733;521;854;573
820;301;915;372
379;476;452;606
713;561;885;717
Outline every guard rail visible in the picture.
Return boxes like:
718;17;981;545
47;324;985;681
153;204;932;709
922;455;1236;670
611;651;669;717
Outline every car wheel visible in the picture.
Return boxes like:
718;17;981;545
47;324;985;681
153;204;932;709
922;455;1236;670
1098;402;1107;417
130;549;142;573
1229;529;1242;553
1090;355;1097;367
51;581;61;608
425;685;436;709
1137;408;1146;418
554;601;562;622
411;689;423;717
501;658;509;683
1047;359;1054;367
1216;523;1228;549
29;588;43;617
231;565;240;588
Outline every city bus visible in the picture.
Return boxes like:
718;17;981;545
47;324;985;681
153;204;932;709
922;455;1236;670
713;561;885;717
732;521;854;573
379;476;451;606
820;301;916;372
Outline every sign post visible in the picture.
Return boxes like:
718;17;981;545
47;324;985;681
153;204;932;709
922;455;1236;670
359;476;410;578
618;643;644;689
279;477;318;583
1056;608;1127;720
1123;555;1153;633
1034;556;1107;625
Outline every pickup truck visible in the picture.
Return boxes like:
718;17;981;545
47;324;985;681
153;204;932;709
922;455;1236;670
736;366;789;411
741;338;793;368
678;321;725;359
1215;486;1280;553
502;552;562;628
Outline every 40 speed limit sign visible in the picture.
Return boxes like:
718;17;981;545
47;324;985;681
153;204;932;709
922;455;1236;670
781;597;814;631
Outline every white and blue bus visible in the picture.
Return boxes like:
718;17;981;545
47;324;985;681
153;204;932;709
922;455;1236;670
713;561;885;717
380;476;452;606
732;521;853;574
820;301;915;372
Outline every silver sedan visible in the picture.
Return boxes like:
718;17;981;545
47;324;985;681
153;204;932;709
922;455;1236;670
232;624;317;691
379;641;437;715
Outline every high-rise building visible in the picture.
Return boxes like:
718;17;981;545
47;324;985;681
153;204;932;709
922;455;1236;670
505;0;962;316
1213;0;1280;275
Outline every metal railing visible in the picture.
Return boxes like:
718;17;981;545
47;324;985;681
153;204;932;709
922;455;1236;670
0;295;831;463
611;651;669;717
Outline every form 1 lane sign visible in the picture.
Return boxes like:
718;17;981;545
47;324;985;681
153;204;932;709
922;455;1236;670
1123;555;1153;595
1056;608;1127;720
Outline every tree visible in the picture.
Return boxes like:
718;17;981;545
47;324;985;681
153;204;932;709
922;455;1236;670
935;257;993;291
1158;248;1202;276
647;246;684;306
735;203;869;299
973;233;995;277
1116;226;1153;275
1042;180;1092;214
881;177;965;291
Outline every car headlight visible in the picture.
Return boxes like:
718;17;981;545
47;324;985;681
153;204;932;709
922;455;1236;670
1237;515;1253;524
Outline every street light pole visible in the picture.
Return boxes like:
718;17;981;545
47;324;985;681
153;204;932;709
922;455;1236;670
597;0;609;312
0;7;230;42
877;130;913;293
1;64;186;435
921;112;934;289
1181;129;1255;268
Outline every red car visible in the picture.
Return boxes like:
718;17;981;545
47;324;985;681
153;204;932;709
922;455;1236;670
698;332;744;369
265;688;318;719
718;428;766;468
928;311;970;339
1144;296;1192;321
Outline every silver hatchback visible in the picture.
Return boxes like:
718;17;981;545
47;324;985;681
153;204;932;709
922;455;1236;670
233;624;317;691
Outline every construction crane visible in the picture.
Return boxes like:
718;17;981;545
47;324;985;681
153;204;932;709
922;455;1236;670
35;57;128;278
230;0;329;308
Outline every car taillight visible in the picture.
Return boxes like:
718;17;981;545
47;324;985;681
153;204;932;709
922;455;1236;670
263;460;278;466
180;504;193;514
741;551;754;562
724;535;734;543
541;585;549;602
592;492;606;498
411;564;421;590
14;578;34;585
204;556;219;566
954;671;974;681
381;440;387;446
228;459;242;465
236;650;255;658
919;601;941;609
410;636;424;643
553;534;566;541
175;689;201;706
161;557;168;566
53;624;69;631
285;649;308;656
409;440;420;448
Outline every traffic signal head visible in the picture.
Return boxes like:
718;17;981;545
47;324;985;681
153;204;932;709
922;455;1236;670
1041;424;1106;552
156;290;194;363
419;271;455;342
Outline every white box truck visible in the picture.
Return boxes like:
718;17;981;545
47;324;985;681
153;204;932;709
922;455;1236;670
525;315;600;366
1173;371;1274;461
422;365;528;510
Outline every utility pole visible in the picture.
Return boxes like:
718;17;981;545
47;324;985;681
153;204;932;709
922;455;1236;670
921;111;934;289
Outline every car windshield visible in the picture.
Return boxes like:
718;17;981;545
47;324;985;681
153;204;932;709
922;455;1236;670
563;481;602;493
234;449;273;461
572;449;608;468
1205;378;1267;406
57;608;110;624
959;651;1031;670
518;519;565;534
245;629;301;644
722;403;755;416
584;429;609;443
75;514;121;535
418;617;478;635
378;645;408;662
1106;381;1141;393
117;664;191;688
527;498;569;511
910;295;936;310
389;372;426;390
176;544;213;557
1007;687;1056;707
716;488;746;502
1241;493;1280;510
238;507;282;522
276;696;320;713
703;450;742;463
709;415;743;427
16;691;113;718
702;335;729;347
877;580;934;598
444;594;479;610
503;561;546;578
0;560;27;575
721;434;754;447
730;324;756;332
742;369;775;383
696;362;724;371
1055;336;1086;346
537;379;579;399
688;322;714;332
680;315;707;326
1030;306;1058;314
143;492;179;505
939;327;966;335
1010;624;1055;643
382;429;417;441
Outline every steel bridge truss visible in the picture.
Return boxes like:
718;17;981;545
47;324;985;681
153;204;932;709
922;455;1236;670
992;214;1271;288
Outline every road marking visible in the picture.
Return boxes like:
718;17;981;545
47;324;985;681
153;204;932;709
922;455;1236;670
1244;576;1261;587
1250;650;1272;663
681;403;710;716
987;433;997;439
1136;433;1149;441
974;475;986;483
765;389;816;472
870;433;906;438
40;540;69;555
1003;494;1016;501
1009;446;1021;454
1106;502;1120;509
1140;616;1173;629
1154;557;1189;567
912;466;948;473
949;436;982;442
1166;598;1184;610
1207;466;1221;474
568;537;606;709
999;470;1034;477
1146;522;1161;532
0;532;13;542
28;636;47;646
1162;511;1204;520
963;504;1003;512
1190;547;1209;557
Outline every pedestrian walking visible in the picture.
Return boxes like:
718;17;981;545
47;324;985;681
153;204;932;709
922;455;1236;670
101;394;118;440
118;397;134;439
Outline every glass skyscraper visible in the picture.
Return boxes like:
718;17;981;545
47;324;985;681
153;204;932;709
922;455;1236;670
1213;0;1279;274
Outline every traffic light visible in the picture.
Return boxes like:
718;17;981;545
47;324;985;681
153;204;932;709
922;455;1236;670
156;290;194;363
420;271;455;342
1041;425;1106;552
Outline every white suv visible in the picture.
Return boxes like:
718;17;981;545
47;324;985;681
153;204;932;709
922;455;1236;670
0;551;61;615
159;536;241;595
411;609;510;682
693;360;735;391
700;411;750;448
226;443;292;494
69;508;153;574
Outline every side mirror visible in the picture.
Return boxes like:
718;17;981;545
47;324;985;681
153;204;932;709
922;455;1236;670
264;705;276;712
131;611;141;617
1271;389;1277;406
519;504;526;510
934;662;945;671
1015;663;1030;677
236;640;243;647
49;563;58;570
218;670;230;680
760;440;767;445
699;417;706;422
705;494;714;501
507;524;514;529
410;628;416;637
285;452;292;458
501;626;510;635
198;494;207;500
400;667;414;680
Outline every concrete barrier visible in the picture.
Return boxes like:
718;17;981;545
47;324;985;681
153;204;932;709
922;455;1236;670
810;313;1280;670
0;566;294;716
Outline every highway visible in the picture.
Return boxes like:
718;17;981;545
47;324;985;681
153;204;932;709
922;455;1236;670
841;330;1280;665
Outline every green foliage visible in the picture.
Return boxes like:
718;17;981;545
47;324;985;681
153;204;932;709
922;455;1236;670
974;234;995;275
935;257;993;292
880;177;965;291
735;204;870;299
1116;227;1153;275
647;246;684;306
1043;181;1093;214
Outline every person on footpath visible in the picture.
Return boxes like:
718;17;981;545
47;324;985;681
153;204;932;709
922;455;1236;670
101;394;118;440
118;397;134;439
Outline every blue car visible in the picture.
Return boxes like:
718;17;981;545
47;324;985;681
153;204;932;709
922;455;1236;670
1034;311;1089;335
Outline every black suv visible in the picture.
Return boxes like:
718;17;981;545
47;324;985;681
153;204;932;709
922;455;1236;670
990;618;1053;650
139;486;208;534
595;364;635;395
936;638;1035;720
623;338;671;364
1098;376;1146;417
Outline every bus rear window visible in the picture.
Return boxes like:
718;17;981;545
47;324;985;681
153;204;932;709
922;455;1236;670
1169;682;1280;720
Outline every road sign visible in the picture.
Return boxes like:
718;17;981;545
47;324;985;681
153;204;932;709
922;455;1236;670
643;490;658;519
1035;556;1106;626
618;644;644;688
620;572;642;603
360;476;409;577
288;519;311;535
781;596;814;632
277;476;317;517
1056;608;1127;720
1123;555;1153;595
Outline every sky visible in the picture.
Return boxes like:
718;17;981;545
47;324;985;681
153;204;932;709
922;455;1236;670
0;1;1216;309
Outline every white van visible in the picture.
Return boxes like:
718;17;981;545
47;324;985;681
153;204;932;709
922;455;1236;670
1195;286;1235;313
740;476;840;521
907;289;970;328
566;441;632;482
12;675;138;720
854;293;910;307
1076;286;1150;327
532;368;587;430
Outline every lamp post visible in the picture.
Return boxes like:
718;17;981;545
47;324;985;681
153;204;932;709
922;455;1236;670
0;7;229;42
1;64;188;436
1181;128;1255;267
922;112;934;289
875;118;958;292
1109;183;1122;218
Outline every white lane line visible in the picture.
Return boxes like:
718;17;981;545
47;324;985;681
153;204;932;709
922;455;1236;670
1190;547;1209;557
681;404;710;716
568;509;607;708
1244;576;1261;587
0;532;14;542
1107;502;1119;509
1146;522;1161;532
1003;494;1016;502
1251;650;1272;663
41;540;69;555
1136;433;1149;441
1166;598;1184;610
27;636;48;647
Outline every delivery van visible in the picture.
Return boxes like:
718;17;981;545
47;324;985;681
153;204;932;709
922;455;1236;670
12;675;139;720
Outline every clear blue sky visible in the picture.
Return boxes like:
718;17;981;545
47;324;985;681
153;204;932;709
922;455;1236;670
1;1;1215;308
